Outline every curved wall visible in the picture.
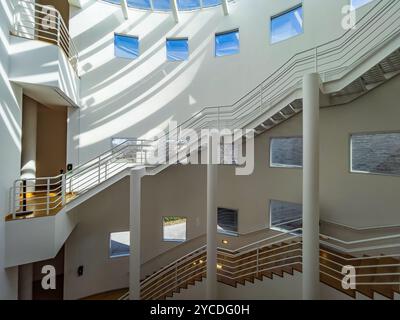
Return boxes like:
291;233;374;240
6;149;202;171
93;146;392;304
68;0;375;164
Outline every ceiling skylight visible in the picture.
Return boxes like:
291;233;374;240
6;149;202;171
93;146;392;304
103;0;227;11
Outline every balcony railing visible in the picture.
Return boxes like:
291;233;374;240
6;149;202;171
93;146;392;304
12;0;79;74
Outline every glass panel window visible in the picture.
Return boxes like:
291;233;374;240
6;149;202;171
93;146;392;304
270;200;302;232
114;34;139;59
177;0;201;10
163;216;187;242
166;38;189;61
203;0;221;7
215;29;240;57
153;0;171;10
127;0;151;9
218;208;238;236
110;231;130;258
271;5;303;44
351;0;374;9
351;133;400;176
270;137;303;168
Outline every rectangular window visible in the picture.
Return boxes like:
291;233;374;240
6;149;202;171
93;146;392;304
270;200;302;232
166;38;189;61
114;34;139;59
110;231;130;258
270;137;303;168
163;216;187;242
218;208;238;236
351;132;400;176
271;5;303;44
111;138;149;163
215;29;240;57
351;0;374;9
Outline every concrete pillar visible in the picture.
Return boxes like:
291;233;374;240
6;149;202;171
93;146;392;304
21;97;37;190
129;168;146;300
302;73;320;300
206;134;218;300
18;264;33;300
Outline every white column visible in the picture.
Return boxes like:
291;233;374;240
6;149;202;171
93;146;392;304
302;73;320;300
21;97;38;190
206;134;218;300
129;168;146;300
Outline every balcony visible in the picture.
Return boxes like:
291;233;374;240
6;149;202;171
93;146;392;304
9;0;80;108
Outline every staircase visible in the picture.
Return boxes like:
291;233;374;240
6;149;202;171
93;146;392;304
118;229;400;300
4;0;400;267
7;0;400;221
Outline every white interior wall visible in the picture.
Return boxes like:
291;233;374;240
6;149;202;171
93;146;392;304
68;0;374;165
0;0;23;300
64;75;400;298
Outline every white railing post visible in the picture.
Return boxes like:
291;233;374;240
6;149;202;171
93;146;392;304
12;182;17;219
175;263;178;287
98;156;101;184
61;174;66;206
46;178;50;215
57;13;61;46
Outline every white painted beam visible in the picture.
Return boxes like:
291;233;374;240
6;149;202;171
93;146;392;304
121;0;129;20
170;0;179;23
221;0;229;16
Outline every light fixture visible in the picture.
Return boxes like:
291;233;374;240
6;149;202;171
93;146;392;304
222;239;229;244
217;264;223;270
199;259;204;264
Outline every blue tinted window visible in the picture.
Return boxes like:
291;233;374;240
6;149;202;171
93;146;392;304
351;0;374;9
177;0;201;10
203;0;221;7
271;6;303;44
114;34;139;59
167;38;189;61
127;0;151;9
215;30;239;57
153;0;171;10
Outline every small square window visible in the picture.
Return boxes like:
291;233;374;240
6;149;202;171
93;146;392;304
270;200;302;233
166;38;189;61
163;216;187;242
215;29;240;57
114;34;139;59
270;137;303;168
217;208;238;236
271;5;303;44
350;0;374;9
110;231;130;258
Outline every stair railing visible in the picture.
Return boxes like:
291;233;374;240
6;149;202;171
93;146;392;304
138;227;400;300
10;139;154;219
8;0;400;219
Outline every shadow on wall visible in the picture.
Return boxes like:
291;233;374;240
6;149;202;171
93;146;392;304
71;2;229;160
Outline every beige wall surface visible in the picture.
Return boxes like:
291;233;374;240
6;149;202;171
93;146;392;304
36;105;67;177
64;75;400;299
